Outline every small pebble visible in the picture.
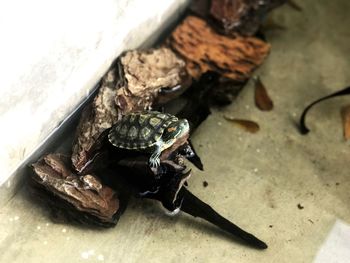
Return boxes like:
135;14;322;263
217;121;222;126
37;226;41;230
97;255;105;261
253;168;259;173
203;181;209;187
62;228;67;233
43;241;48;245
297;203;304;210
14;216;19;221
256;149;261;153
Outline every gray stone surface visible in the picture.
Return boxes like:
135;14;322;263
1;1;350;262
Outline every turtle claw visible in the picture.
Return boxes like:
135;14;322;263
149;157;160;168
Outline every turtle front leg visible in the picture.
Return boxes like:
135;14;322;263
149;142;162;168
149;139;176;168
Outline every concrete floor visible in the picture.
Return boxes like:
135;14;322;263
1;1;350;262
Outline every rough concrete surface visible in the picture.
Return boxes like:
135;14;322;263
1;1;350;262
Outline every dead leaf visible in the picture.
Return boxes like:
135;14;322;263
341;105;350;140
168;16;270;82
224;116;260;133
254;76;273;111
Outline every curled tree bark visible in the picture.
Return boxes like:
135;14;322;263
115;48;192;114
31;154;122;226
71;67;120;172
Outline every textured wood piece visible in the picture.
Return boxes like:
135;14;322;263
115;48;191;114
341;105;350;140
32;154;120;226
169;16;270;82
71;67;120;172
210;0;287;36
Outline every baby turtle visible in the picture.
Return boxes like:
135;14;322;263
108;111;190;168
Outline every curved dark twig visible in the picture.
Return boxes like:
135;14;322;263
299;86;350;134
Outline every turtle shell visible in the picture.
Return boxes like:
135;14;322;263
108;111;179;150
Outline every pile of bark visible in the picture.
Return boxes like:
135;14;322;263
31;0;286;229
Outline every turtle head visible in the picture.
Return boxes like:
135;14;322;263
162;119;190;145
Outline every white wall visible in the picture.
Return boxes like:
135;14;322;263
0;0;188;202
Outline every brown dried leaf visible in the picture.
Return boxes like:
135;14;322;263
32;154;120;225
254;76;273;111
169;16;270;82
341;105;350;140
224;116;260;133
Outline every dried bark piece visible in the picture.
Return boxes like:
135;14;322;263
224;116;260;133
32;153;121;226
169;16;270;82
341;105;350;140
254;76;273;111
72;67;121;171
210;0;287;36
115;48;191;114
